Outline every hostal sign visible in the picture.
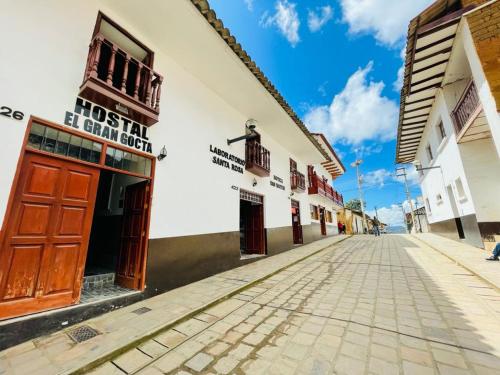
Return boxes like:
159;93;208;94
64;98;152;153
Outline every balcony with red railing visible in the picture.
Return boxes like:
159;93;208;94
79;34;163;126
451;80;481;135
290;170;306;192
308;169;344;206
245;140;270;177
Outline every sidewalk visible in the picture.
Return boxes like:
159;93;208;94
412;233;500;290
0;235;348;375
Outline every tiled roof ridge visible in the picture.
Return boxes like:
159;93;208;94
189;0;332;162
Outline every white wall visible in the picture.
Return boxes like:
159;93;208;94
0;1;336;240
462;21;500;159
417;91;476;224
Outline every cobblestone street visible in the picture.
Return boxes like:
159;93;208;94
90;235;500;375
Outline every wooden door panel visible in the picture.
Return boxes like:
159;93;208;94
116;181;149;290
25;163;60;197
0;152;99;319
1;244;43;300
44;244;80;295
17;203;51;235
57;206;86;235
63;170;93;201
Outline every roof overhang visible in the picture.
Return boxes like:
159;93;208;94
311;133;346;178
101;0;329;163
395;2;476;163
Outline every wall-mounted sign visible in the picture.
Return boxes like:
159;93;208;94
270;175;285;190
0;105;24;121
210;144;245;174
64;98;152;153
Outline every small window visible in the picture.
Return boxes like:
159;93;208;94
436;193;443;204
105;146;151;177
27;123;102;164
310;205;319;220
326;210;333;223
455;178;467;201
425;198;432;215
426;144;433;161
437;121;446;142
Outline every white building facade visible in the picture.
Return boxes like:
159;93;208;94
0;0;346;326
396;0;500;248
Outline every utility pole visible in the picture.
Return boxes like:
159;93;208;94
400;203;409;233
396;166;417;233
374;206;379;220
351;159;368;233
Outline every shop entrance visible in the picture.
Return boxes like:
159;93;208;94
319;206;327;236
84;170;149;297
291;200;303;244
239;190;265;255
0;119;153;320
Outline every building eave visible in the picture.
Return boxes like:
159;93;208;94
190;0;331;162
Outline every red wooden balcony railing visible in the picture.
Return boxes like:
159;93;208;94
290;170;306;192
308;171;343;206
80;34;163;126
451;81;480;134
245;141;270;177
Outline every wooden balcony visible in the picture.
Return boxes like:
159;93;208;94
290;171;306;192
451;81;481;135
245;141;270;177
308;172;344;206
79;34;163;126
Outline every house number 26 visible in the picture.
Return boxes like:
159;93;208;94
0;106;24;120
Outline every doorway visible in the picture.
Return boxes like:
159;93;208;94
291;200;303;244
0;119;154;320
319;206;327;236
240;190;265;255
84;170;149;300
446;185;465;239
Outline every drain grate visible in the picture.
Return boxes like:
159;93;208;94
132;307;152;315
67;325;100;343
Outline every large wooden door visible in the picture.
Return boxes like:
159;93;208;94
291;201;303;244
116;180;150;290
0;152;99;319
319;207;327;236
248;204;265;254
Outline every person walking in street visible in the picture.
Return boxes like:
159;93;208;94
342;223;346;235
338;221;343;235
486;243;500;261
372;217;380;237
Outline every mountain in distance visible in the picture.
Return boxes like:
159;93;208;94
386;225;407;234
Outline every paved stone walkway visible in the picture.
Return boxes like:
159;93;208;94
88;235;500;375
414;233;500;290
0;235;348;375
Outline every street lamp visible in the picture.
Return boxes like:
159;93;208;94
350;159;368;234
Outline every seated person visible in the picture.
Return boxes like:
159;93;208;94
486;243;500;261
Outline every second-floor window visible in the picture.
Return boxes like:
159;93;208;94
426;144;433;162
437;121;446;143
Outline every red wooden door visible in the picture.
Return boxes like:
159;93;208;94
116;180;150;290
291;201;303;244
319;207;327;236
0;152;99;319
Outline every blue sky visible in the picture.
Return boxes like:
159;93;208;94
210;0;434;225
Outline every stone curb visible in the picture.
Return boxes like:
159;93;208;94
410;234;500;292
70;235;352;375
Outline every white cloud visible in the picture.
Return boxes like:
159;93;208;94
363;169;392;187
393;47;406;91
394;165;420;186
339;0;434;47
244;0;254;11
318;81;328;97
352;143;383;158
366;205;405;226
304;62;398;145
260;1;300;47
308;5;333;32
